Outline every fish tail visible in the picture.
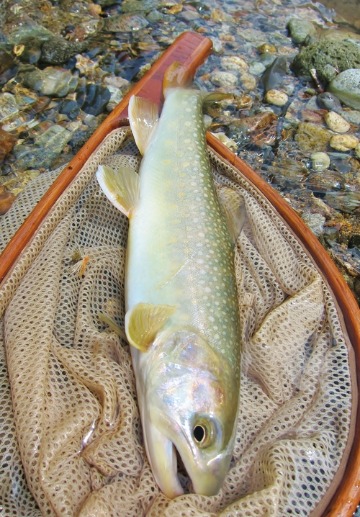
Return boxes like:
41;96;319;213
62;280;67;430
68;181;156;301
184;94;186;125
163;61;194;96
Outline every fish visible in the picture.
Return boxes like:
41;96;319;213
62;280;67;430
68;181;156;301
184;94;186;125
96;62;244;498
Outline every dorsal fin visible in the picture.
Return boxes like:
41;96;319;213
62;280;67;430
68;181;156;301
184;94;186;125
128;95;159;155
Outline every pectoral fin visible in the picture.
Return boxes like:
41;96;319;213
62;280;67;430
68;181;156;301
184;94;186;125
128;95;159;155
96;164;139;218
125;303;176;352
218;187;246;242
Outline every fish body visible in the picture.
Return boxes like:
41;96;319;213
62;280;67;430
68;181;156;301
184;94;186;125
97;67;242;498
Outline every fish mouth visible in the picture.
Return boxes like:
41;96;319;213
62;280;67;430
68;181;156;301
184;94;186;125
144;421;227;498
143;422;184;498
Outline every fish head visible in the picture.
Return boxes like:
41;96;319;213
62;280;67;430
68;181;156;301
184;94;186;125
142;328;239;498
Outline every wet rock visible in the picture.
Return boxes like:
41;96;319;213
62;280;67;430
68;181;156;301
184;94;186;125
59;99;81;120
265;89;288;107
260;56;288;92
0;48;18;86
328;69;360;110
355;144;360;159
240;71;256;91
306;170;344;194
7;24;53;46
325;191;360;213
340;110;360;126
291;40;360;84
316;92;343;113
238;111;277;132
310;151;331;171
330;134;359;151
76;83;111;115
0;93;19;123
295;122;332;151
324;111;351;133
221;56;248;72
287;18;316;44
0;128;17;163
40;36;87;65
301;211;326;237
120;0;158;13
257;43;277;55
210;71;238;89
13;124;73;170
21;66;78;97
103;13;149;32
0;187;15;215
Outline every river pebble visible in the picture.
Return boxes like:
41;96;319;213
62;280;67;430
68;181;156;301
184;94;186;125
210;71;238;89
324;111;351;133
328;69;360;110
329;135;359;151
264;89;289;107
330;134;359;151
310;152;331;171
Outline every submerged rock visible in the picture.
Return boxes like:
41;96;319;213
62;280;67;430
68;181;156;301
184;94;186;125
0;128;17;163
287;18;317;44
103;13;149;32
310;151;331;171
0;187;15;215
21;66;78;97
291;40;360;84
328;69;360;110
260;56;288;92
13;124;73;170
40;36;87;65
0;48;18;86
295;122;332;151
76;83;111;115
316;92;343;113
324;111;351;133
329;134;359;151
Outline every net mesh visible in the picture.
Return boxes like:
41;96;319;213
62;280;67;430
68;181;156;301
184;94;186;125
0;127;356;516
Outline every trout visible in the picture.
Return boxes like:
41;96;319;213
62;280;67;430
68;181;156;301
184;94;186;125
96;63;244;498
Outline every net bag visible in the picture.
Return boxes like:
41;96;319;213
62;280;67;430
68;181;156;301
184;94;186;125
0;127;357;516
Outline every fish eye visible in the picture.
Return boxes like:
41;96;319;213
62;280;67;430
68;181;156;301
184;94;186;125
192;417;215;448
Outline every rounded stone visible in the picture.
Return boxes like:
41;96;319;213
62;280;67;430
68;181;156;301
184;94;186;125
210;71;238;88
287;18;316;44
310;152;331;171
221;56;248;72
240;71;256;91
330;134;359;151
354;143;360;159
328;69;360;110
265;89;289;107
324;111;351;133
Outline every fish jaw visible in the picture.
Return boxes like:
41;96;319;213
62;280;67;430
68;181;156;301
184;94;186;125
143;417;184;498
144;404;234;498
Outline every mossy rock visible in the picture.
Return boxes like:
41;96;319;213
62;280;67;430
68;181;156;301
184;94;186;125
291;39;360;84
294;122;332;152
